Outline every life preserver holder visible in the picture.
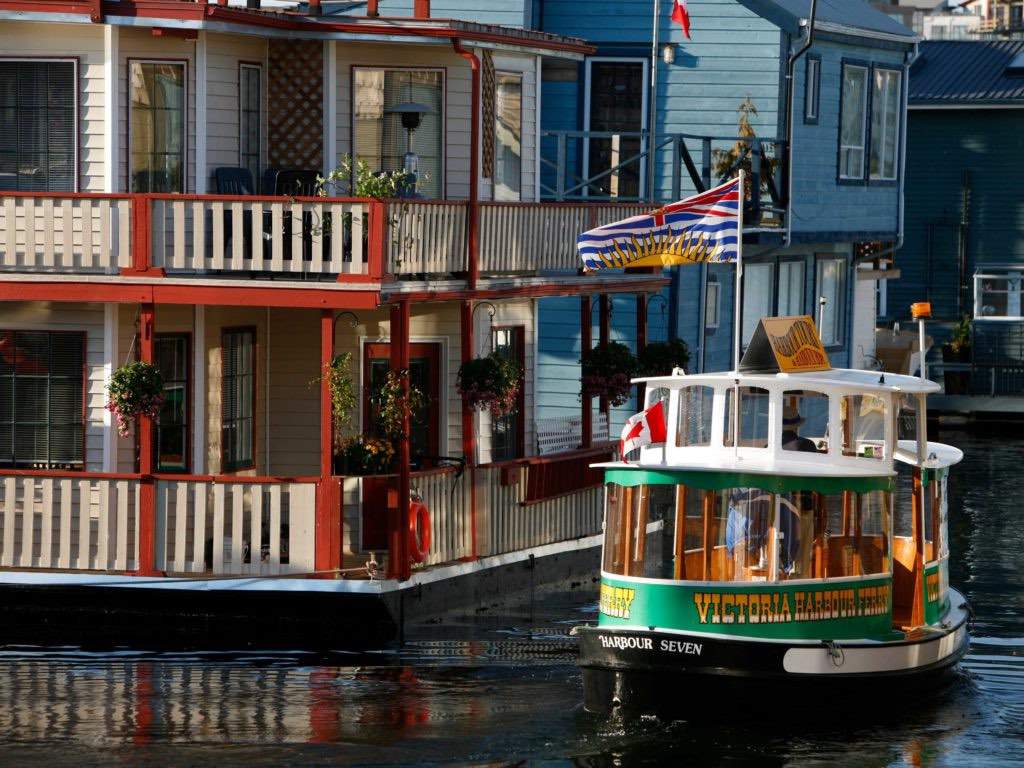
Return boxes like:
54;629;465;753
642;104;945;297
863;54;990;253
408;495;431;564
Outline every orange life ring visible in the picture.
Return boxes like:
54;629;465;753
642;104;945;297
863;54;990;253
408;499;431;564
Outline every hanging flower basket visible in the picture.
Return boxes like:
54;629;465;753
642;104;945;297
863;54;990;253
106;361;165;438
457;354;522;418
636;339;691;377
581;342;637;408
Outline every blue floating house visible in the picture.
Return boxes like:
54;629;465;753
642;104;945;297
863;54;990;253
892;39;1024;400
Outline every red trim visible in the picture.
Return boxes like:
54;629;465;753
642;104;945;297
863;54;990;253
319;310;333;478
523;448;612;504
150;27;197;40
451;40;480;289
365;200;386;281
220;325;257;473
460;300;477;559
136;303;157;576
363;341;441;459
413;0;430;19
0;468;142;480
0;282;382;309
154;472;320;484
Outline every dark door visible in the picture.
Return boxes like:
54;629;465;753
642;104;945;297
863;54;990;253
363;342;441;468
587;60;645;199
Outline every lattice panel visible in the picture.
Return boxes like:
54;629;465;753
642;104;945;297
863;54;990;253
481;50;495;179
268;39;324;171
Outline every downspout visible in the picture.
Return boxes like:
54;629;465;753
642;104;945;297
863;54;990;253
784;0;818;248
452;39;481;289
894;43;920;262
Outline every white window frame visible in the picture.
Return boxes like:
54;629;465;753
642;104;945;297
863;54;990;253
0;57;79;192
493;69;523;202
582;56;649;199
704;277;721;330
127;58;188;194
974;270;1024;320
238;62;262;185
815;256;848;348
869;66;902;182
351;66;446;199
839;62;869;181
804;56;821;123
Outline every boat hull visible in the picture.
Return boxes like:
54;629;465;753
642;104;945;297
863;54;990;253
578;588;970;718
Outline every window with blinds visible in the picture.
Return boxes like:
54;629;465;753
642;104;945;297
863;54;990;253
0;59;77;192
239;64;261;189
0;330;85;468
130;61;186;193
353;68;443;199
222;328;255;471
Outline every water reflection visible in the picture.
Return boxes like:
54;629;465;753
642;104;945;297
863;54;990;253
0;432;1020;766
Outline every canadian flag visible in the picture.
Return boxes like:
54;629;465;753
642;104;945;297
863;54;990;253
671;0;692;40
619;401;668;457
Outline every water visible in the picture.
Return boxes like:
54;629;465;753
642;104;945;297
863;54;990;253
0;430;1021;767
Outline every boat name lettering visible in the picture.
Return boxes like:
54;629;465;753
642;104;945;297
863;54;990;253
599;584;636;619
659;639;703;656
692;585;890;625
598;634;653;651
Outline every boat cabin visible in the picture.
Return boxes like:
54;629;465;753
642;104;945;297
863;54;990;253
597;367;961;638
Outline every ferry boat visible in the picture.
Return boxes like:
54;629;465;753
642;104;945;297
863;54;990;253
577;319;969;717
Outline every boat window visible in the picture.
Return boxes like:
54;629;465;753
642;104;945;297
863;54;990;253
781;390;829;454
842;394;888;459
603;484;652;578
723;488;775;581
824;490;892;578
724;387;770;449
676;386;714;447
670;485;709;580
897;394;919;442
776;491;817;578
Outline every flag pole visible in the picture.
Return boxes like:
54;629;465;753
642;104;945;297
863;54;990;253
733;169;746;372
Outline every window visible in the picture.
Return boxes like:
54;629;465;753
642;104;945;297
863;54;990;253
130;61;186;193
839;63;868;181
586;59;646;198
704;276;721;330
239;64;261;188
777;260;805;317
815;257;846;347
975;271;1022;318
870;67;901;181
154;334;189;472
781;390;828;454
0;59;76;191
603;483;652;577
491;326;525;461
364;343;441;466
804;56;821;124
742;263;774;346
222;328;255;471
353;68;443;199
0;330;84;468
676;386;714;447
841;394;887;460
494;72;522;202
724;386;770;449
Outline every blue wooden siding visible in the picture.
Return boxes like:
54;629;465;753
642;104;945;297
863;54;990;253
891;110;1024;322
790;39;905;239
364;1;529;27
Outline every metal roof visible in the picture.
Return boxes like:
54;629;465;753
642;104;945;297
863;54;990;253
740;0;918;41
909;40;1024;105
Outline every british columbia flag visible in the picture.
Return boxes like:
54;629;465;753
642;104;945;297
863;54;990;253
577;177;741;272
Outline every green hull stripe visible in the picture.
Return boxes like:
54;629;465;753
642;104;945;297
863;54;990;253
599;575;895;641
603;468;894;495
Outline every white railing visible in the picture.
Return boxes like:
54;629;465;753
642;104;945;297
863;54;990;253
536;412;610;456
151;197;369;276
479;202;647;273
0;194;132;274
0;474;140;571
474;464;603;558
154;479;316;576
386;201;466;275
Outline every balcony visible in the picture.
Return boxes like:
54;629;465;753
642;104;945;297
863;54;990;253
0;192;652;286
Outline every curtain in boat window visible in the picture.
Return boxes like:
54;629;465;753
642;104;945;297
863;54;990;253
353;69;442;199
0;330;84;468
130;61;186;193
0;60;76;191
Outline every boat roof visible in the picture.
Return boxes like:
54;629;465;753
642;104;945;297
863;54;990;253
595;453;893;479
635;367;941;395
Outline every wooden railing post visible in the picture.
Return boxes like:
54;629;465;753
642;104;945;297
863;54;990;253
460;300;478;559
365;200;386;281
581;295;593;449
315;309;342;575
136;303;158;575
122;194;164;277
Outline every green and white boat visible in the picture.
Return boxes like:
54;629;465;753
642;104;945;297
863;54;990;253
577;362;969;717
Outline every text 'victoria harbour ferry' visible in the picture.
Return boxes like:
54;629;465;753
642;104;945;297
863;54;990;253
576;314;969;717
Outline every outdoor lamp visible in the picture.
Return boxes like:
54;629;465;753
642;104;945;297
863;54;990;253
662;43;676;65
385;102;432;186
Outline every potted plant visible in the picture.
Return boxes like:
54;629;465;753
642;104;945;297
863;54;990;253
372;368;427;440
106;361;165;438
942;316;972;395
457;353;522;417
336;436;396;476
311;353;359;473
581;342;638;408
637;339;691;377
